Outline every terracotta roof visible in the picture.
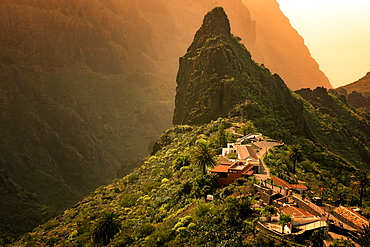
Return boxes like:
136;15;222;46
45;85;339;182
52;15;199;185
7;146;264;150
236;145;258;160
210;165;229;173
271;176;293;189
279;205;313;217
334;206;370;228
291;184;308;190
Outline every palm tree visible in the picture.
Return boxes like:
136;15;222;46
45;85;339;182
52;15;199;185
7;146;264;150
326;185;349;206
348;224;370;247
288;144;303;174
91;212;121;246
351;170;370;206
193;141;216;175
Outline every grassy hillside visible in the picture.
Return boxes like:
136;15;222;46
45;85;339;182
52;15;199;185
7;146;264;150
11;122;297;246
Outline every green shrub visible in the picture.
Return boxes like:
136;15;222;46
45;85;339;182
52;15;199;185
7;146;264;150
173;154;191;171
194;203;211;218
119;193;140;207
44;237;60;246
141;181;161;194
134;223;155;238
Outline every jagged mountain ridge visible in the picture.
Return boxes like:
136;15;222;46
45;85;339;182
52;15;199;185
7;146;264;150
0;0;331;238
173;7;307;138
174;7;370;169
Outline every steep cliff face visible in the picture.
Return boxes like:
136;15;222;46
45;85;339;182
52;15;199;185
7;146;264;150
241;0;332;90
173;7;305;137
174;7;370;170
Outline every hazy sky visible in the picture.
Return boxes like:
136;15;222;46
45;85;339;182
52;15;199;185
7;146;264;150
276;0;370;88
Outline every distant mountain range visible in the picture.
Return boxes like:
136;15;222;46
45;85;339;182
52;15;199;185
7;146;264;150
0;0;332;238
340;72;370;98
335;72;370;109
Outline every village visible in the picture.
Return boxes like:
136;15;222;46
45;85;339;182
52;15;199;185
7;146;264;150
209;128;370;246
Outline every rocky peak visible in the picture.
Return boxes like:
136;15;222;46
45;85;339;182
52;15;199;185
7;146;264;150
173;6;305;135
189;7;231;50
173;7;243;125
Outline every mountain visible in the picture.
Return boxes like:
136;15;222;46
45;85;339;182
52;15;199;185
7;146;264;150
9;7;369;246
336;72;370;109
339;72;370;98
174;7;370;170
173;7;305;135
241;0;332;90
0;0;331;238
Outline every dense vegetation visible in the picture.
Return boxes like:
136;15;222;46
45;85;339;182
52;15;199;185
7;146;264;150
0;0;333;238
4;6;370;246
9;121;301;246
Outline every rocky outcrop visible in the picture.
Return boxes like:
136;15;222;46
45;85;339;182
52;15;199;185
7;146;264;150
173;7;306;139
173;7;240;125
0;0;332;237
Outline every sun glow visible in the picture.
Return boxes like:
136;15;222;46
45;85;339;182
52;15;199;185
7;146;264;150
276;0;370;88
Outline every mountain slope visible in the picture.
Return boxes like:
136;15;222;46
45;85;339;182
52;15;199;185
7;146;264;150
241;0;331;90
173;7;307;139
174;7;370;169
339;72;370;98
9;7;369;246
0;0;331;238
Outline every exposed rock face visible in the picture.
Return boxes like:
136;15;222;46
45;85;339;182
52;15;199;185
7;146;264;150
173;7;238;125
333;72;370;109
242;0;332;90
174;7;370;171
173;7;306;138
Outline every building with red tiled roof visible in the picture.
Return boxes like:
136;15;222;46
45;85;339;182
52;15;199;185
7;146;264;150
279;205;313;218
290;184;308;194
271;177;293;190
210;160;258;186
334;206;370;229
271;177;308;196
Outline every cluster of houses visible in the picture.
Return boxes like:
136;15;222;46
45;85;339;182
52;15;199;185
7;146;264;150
209;131;370;241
